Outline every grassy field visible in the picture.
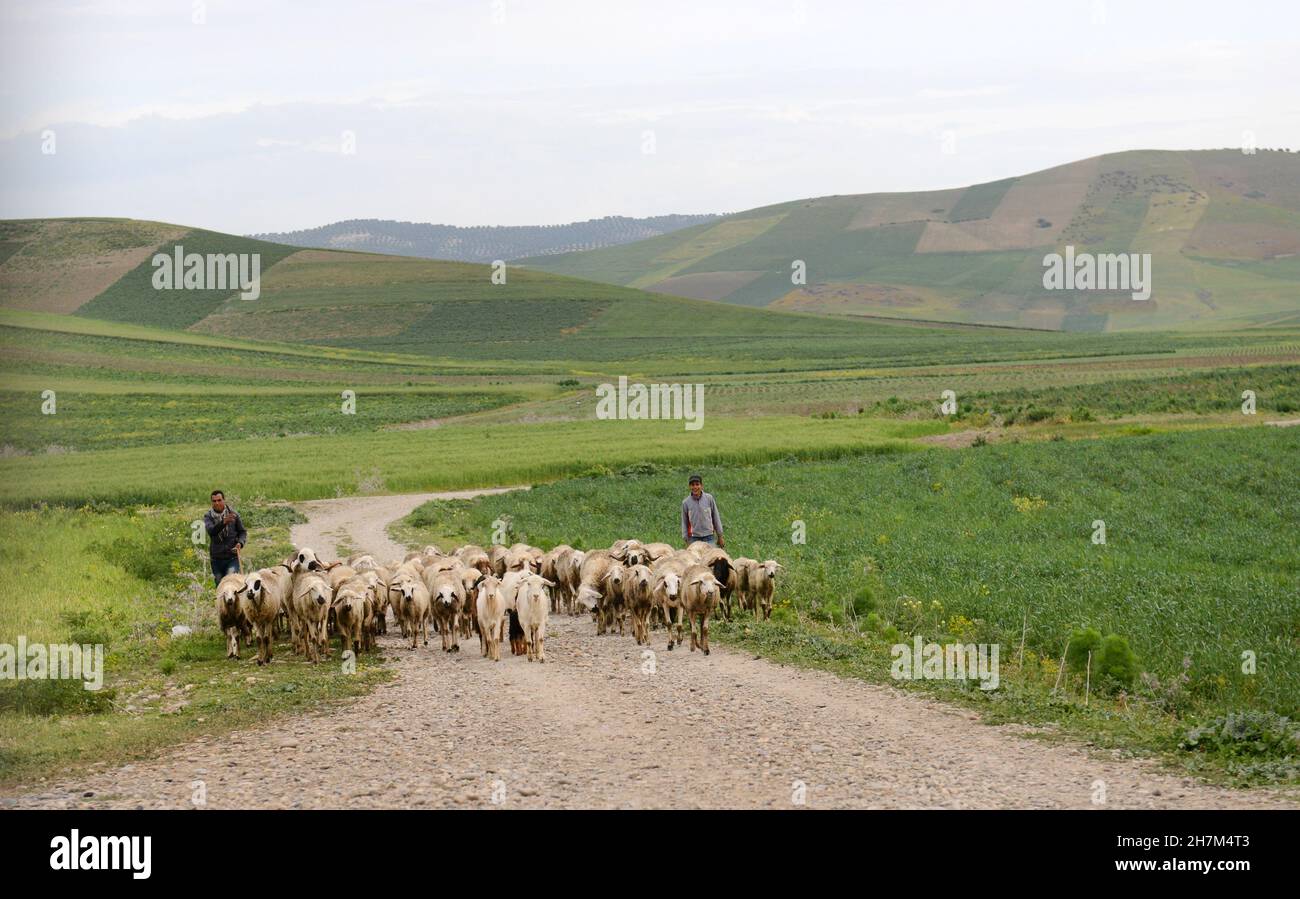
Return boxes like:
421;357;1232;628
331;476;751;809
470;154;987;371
396;426;1300;784
0;503;390;785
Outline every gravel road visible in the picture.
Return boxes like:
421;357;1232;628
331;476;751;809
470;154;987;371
3;492;1293;810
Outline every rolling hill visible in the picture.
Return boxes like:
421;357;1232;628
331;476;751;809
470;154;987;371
250;214;719;263
0;216;1108;375
520;149;1300;332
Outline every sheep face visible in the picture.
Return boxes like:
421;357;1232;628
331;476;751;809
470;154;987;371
660;572;681;599
762;560;782;579
293;548;323;572
576;585;602;610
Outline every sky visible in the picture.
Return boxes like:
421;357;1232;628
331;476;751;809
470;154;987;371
1;0;1297;233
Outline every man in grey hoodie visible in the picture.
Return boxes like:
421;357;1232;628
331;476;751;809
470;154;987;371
681;473;725;549
203;489;248;586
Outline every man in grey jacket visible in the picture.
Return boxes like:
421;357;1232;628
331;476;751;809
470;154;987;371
203;489;248;586
681;473;724;549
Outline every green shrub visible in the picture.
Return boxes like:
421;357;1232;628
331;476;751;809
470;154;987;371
1065;627;1103;671
1095;634;1139;688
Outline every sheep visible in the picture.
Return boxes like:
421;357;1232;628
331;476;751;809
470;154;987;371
241;567;290;665
332;576;370;656
732;557;760;614
747;560;782;620
539;545;573;611
290;571;333;662
651;556;689;649
610;539;650;567
488;543;510;577
474;575;508;661
622;564;655;646
450;565;483;639
368;566;392;635
514;574;553;662
643;542;675;562
391;573;431;650
576;551;625;636
681;564;722;654
427;569;466;652
687;545;736;620
557;549;587;615
215;573;251;659
347;553;378;571
454;544;492;575
503;545;541;575
422;544;445;557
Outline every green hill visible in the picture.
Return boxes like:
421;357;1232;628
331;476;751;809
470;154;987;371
2;216;1193;375
519;149;1300;332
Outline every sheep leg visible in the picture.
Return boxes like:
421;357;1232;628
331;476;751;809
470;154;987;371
702;614;710;655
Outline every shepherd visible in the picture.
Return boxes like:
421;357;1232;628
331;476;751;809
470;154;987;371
204;489;248;587
681;473;725;549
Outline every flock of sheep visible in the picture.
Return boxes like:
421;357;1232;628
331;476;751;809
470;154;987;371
214;539;783;666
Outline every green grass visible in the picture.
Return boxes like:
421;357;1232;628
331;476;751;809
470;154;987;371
74;229;299;329
0;415;946;508
0;389;523;452
0;504;391;785
396;426;1300;783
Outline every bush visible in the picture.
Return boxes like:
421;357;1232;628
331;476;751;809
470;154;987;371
1065;627;1103;671
851;586;876;617
1095;634;1139;688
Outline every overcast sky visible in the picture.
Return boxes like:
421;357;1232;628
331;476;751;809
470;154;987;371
1;0;1297;233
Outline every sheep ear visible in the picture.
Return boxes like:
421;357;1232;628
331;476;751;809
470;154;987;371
541;578;556;588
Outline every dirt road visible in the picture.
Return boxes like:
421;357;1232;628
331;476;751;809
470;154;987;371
4;493;1293;810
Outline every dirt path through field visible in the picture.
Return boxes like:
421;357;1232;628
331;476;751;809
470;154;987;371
4;493;1294;810
289;487;527;562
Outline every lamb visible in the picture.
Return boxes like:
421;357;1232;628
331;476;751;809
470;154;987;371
474;575;508;661
241;567;290;665
215;573;251;659
681;564;722;654
622;564;655;646
427;569;466;652
513;574;553;662
391;573;431;650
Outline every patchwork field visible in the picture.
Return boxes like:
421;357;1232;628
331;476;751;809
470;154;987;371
523;149;1300;332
